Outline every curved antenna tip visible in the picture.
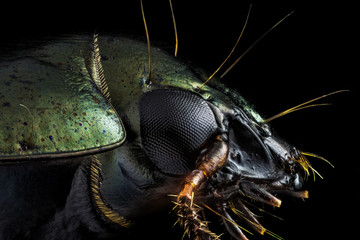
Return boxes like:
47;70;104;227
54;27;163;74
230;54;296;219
262;89;350;124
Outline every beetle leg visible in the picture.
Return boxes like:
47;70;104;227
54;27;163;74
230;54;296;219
176;135;228;240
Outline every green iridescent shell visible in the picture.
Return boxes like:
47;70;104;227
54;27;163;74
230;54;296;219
0;34;263;163
0;36;125;162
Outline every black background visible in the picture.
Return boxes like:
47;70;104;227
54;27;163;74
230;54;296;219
1;1;358;239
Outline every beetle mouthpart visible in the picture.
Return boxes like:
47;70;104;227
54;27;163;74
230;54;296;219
204;203;252;240
266;194;282;208
292;190;309;198
294;153;329;181
269;189;309;199
241;182;282;208
284;190;309;199
230;199;266;235
221;208;250;240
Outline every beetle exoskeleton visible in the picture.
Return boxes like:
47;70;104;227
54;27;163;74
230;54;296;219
0;33;336;240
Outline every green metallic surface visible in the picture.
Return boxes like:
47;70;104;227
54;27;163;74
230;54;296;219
0;36;125;161
0;34;263;162
95;35;263;136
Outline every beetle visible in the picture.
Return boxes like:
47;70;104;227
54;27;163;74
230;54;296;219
0;32;340;240
0;3;344;240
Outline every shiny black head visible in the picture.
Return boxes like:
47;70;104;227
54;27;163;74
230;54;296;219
138;88;325;238
200;110;311;238
208;112;307;200
139;88;310;201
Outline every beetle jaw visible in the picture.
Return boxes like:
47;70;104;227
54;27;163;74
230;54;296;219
190;120;312;238
195;165;309;239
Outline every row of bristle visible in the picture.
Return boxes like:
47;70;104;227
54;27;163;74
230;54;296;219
88;155;132;227
173;200;220;240
92;34;111;102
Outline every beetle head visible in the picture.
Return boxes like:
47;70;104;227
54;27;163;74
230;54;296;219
200;111;311;237
209;112;308;202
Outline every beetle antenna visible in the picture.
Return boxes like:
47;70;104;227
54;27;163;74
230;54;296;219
262;90;349;124
220;11;294;79
198;5;252;90
140;0;151;84
169;0;178;57
263;103;331;124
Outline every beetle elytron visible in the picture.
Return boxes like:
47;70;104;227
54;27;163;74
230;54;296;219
0;4;339;240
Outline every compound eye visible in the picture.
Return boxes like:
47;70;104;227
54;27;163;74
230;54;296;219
139;89;218;175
